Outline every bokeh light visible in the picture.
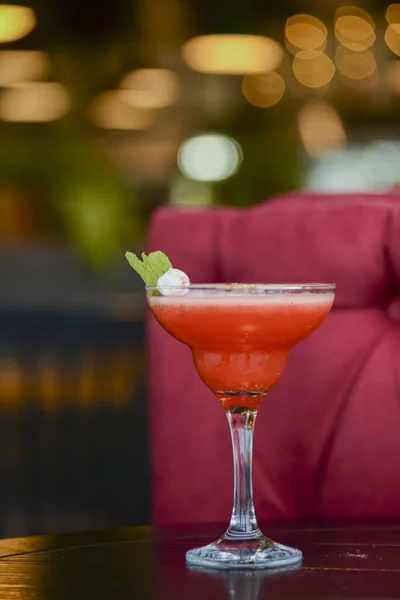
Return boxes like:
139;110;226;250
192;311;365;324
89;91;155;130
242;72;285;108
292;51;336;88
0;5;36;43
341;71;379;92
182;34;284;75
335;45;376;80
385;25;400;56
386;4;400;24
307;142;400;192
384;60;400;94
298;101;346;159
0;83;70;122
335;5;375;25
335;6;375;49
178;134;242;182
119;69;180;109
0;51;50;87
285;15;327;52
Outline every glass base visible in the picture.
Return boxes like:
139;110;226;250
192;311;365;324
185;535;302;570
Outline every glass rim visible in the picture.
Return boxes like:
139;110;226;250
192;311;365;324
145;283;336;292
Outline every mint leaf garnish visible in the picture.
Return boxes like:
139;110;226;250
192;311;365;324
125;251;173;286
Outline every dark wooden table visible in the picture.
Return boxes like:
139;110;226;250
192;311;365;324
1;520;400;599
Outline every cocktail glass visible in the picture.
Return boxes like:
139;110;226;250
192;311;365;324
147;283;335;570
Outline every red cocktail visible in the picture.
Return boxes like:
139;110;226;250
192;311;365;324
148;283;335;569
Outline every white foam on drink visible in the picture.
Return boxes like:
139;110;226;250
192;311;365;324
149;290;334;308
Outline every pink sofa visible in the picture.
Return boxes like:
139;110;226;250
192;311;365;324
147;192;400;525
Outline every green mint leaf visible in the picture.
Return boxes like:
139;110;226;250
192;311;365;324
125;250;173;286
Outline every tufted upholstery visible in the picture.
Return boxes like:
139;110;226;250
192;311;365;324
147;193;400;525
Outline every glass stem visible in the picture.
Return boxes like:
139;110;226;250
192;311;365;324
225;406;261;539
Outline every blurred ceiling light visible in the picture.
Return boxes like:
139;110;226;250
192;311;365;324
385;25;400;56
119;68;180;109
292;51;335;88
0;51;50;87
242;71;285;108
386;4;400;24
335;17;375;48
0;83;69;122
335;5;375;26
298;101;346;159
285;14;327;52
0;5;36;42
178;133;242;182
181;34;284;75
384;60;400;94
335;6;375;49
89;91;154;130
341;70;379;92
334;41;369;52
335;45;376;80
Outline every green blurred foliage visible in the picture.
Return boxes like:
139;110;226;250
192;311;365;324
214;103;301;207
0;132;144;268
44;137;144;268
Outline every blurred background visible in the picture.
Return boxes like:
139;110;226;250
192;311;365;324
1;0;400;537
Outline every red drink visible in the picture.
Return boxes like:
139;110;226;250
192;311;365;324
149;287;334;409
148;283;335;569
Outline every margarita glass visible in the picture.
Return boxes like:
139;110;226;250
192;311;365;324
147;283;335;570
